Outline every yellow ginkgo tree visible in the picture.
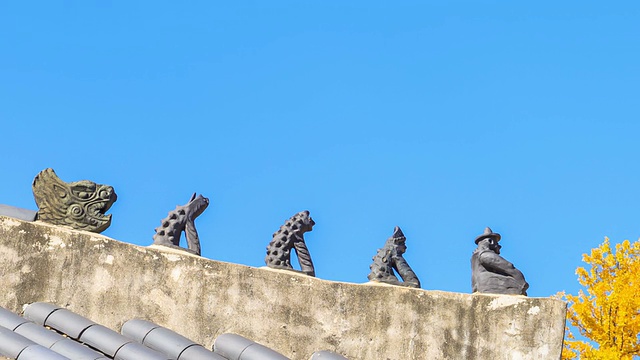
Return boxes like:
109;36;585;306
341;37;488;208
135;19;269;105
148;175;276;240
560;237;640;360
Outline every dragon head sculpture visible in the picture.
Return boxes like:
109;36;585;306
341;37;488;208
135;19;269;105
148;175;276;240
32;168;117;233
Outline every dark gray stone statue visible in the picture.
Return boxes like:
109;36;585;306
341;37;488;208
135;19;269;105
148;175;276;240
152;193;209;256
471;227;529;296
368;226;420;288
265;210;316;276
32;168;117;233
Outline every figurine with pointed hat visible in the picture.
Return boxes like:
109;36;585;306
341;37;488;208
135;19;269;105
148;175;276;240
475;227;502;254
367;226;420;288
471;227;528;295
475;227;501;244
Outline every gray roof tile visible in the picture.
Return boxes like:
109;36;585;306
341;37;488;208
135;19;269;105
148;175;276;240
0;304;328;360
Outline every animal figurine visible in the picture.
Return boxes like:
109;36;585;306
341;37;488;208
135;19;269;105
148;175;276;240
152;193;209;255
265;210;316;276
368;226;420;288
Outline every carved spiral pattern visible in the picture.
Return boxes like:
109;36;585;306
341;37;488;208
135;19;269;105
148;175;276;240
293;241;315;277
68;204;84;219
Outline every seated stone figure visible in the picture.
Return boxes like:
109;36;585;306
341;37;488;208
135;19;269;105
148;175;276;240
152;193;209;256
368;226;420;288
265;210;316;276
471;227;528;296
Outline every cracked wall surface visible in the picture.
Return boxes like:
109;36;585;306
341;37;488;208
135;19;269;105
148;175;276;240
0;216;566;360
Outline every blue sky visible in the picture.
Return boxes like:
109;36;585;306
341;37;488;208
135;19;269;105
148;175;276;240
1;2;639;299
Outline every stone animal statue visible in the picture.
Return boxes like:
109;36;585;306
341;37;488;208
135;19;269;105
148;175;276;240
265;210;316;276
32;168;117;233
471;227;529;296
368;226;421;288
152;193;209;256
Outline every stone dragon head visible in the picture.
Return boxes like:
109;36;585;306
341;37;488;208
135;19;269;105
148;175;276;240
32;168;117;233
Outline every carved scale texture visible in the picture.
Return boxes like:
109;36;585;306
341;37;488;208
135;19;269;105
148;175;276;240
153;208;189;247
369;247;396;280
152;195;208;256
265;211;315;276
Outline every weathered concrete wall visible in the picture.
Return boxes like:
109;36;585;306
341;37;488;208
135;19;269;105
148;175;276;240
0;216;566;359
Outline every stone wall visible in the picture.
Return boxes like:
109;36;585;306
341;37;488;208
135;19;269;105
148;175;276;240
0;216;566;359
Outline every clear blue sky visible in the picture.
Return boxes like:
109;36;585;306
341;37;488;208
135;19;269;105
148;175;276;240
1;2;639;298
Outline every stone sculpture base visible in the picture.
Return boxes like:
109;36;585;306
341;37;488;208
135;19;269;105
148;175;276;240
0;216;567;360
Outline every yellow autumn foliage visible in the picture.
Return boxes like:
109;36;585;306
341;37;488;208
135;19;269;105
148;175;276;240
560;237;640;360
